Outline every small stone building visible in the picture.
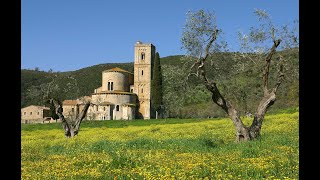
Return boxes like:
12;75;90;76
21;105;53;124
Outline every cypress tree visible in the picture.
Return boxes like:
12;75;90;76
151;52;163;115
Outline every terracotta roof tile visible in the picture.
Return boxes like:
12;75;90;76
103;67;133;74
21;105;50;110
62;100;78;105
99;101;114;106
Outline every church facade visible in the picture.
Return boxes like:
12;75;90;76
62;41;155;120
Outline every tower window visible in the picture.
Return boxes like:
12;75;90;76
103;107;106;111
108;82;114;91
72;108;74;112
142;70;143;76
141;52;145;60
30;112;32;115
38;112;40;115
141;88;143;93
116;105;119;111
130;89;133;93
24;112;26;115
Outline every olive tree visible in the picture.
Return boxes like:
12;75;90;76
49;97;91;138
44;75;92;138
181;9;298;142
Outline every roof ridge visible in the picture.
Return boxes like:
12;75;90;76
103;67;133;74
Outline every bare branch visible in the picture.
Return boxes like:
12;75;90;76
250;41;282;137
50;98;72;137
273;55;284;93
73;101;91;135
271;28;276;42
203;29;219;61
198;51;202;60
262;39;281;95
45;75;57;99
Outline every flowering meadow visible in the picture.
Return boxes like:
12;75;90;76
21;110;298;179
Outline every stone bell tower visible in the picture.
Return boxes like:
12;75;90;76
133;41;155;119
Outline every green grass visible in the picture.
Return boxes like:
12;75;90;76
21;110;299;179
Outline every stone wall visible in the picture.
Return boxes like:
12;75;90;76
102;71;131;92
91;93;136;120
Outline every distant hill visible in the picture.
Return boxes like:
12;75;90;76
21;63;134;107
21;55;187;107
21;49;298;118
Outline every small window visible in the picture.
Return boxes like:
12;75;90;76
130;89;133;93
30;112;32;115
141;88;143;93
37;112;40;115
142;70;143;76
141;52;145;60
111;82;114;91
116;105;119;111
96;106;98;111
103;107;106;111
108;82;110;90
72;108;74;112
24;112;26;115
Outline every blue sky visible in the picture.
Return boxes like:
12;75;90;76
22;0;299;72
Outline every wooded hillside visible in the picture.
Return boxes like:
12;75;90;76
21;48;298;118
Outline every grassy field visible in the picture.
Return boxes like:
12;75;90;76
21;110;299;179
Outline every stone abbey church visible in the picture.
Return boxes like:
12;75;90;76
63;41;155;120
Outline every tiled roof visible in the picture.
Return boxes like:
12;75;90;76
92;91;136;95
99;101;114;106
62;100;78;105
21;105;50;110
103;67;133;74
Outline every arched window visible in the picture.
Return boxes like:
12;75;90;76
141;88;143;93
141;52;145;60
142;70;144;76
116;105;119;111
108;82;114;91
103;107;106;111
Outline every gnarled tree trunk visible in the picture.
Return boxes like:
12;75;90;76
191;30;284;142
49;98;91;138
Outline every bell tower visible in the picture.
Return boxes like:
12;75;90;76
134;41;155;119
